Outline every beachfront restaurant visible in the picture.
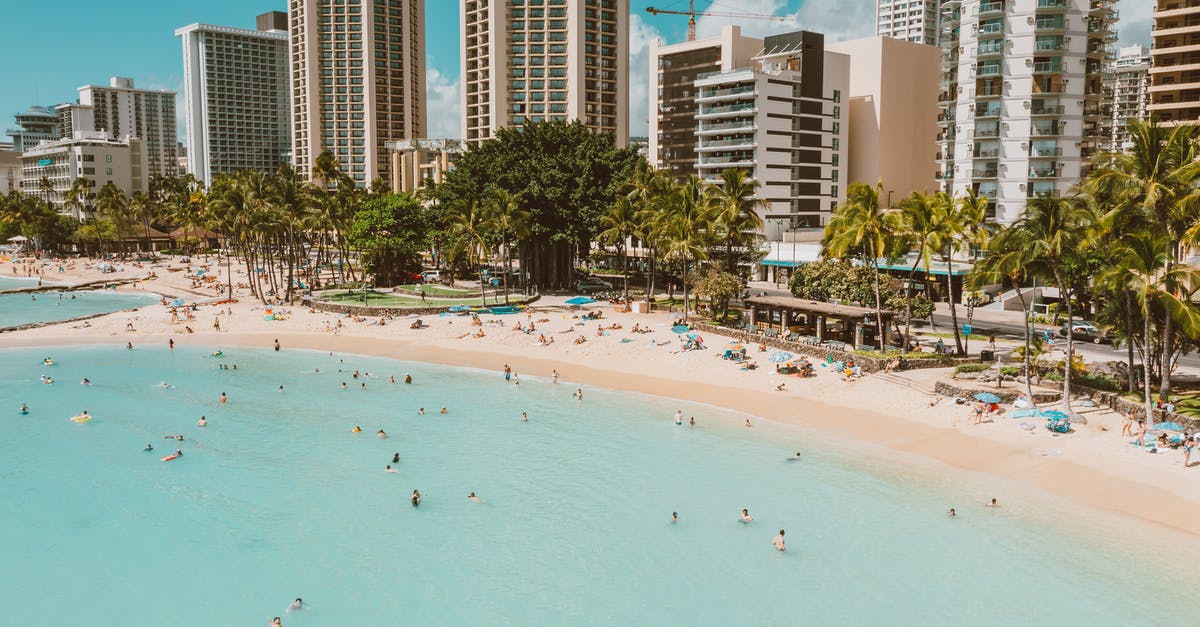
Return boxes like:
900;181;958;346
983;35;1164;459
744;296;897;350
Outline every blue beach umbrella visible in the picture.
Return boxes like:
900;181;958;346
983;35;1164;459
448;305;471;312
565;296;596;306
974;392;1002;404
768;351;793;363
1152;421;1186;432
1042;410;1070;421
671;325;690;334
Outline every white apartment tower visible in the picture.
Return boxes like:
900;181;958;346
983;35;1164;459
648;26;762;176
289;0;427;187
461;0;629;146
876;0;943;46
693;31;850;232
1102;45;1150;152
78;77;178;180
177;12;291;185
937;0;1116;224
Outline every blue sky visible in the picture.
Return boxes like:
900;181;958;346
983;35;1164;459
0;0;1153;147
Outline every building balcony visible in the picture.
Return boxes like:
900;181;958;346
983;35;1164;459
696;138;756;151
1031;126;1062;136
697;120;755;135
1029;168;1060;178
1037;0;1068;10
696;103;756;119
973;168;999;179
1031;105;1066;115
1154;3;1200;20
696;86;755;102
975;128;1001;138
979;2;1004;16
974;148;1000;158
1031;146;1063;157
697;155;756;168
975;107;1002;118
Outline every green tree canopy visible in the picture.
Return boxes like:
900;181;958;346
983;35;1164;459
347;193;431;287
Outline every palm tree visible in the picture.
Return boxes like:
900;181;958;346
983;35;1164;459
661;175;713;319
938;191;992;355
38;175;54;205
597;196;639;302
1008;194;1095;413
823;181;898;349
447;198;491;305
95;182;132;257
625;161;670;303
64;177;94;220
971;223;1038;399
707;168;766;275
485;189;530;304
128;191;158;254
896;190;944;349
1090;119;1200;401
1099;229;1200;426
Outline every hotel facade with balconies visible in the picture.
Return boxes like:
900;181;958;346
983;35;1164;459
937;0;1116;224
1150;0;1200;125
1101;45;1150;151
460;0;628;146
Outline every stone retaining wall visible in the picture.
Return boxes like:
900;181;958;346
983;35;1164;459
305;294;540;318
933;380;1061;404
690;322;972;374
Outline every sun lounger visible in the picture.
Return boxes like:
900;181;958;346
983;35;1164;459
1009;408;1042;419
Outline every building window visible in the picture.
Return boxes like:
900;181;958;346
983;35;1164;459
832;106;840;119
106;168;113;175
831;185;838;197
832;170;839;182
833;89;841;103
105;155;113;163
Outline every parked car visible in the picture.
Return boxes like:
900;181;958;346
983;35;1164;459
420;270;442;283
576;277;613;294
1058;321;1115;345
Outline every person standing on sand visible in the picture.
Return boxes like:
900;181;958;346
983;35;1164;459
213;317;221;332
1121;411;1134;438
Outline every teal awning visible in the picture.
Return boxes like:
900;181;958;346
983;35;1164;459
875;260;972;276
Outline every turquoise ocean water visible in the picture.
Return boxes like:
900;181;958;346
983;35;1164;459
0;276;158;328
1;345;1197;626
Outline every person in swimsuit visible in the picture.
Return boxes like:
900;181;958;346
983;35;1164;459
672;512;679;523
521;412;528;422
405;374;412;384
145;444;153;451
220;392;227;404
468;492;483;503
947;508;957;517
386;465;398;473
772;530;786;551
411;489;421;506
392;453;400;464
741;509;753;523
197;416;207;427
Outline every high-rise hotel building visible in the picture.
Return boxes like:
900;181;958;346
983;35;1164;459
77;77;177;180
936;0;1116;224
876;0;943;46
1101;45;1150;151
1149;0;1200;125
289;0;426;187
460;0;628;146
177;12;291;185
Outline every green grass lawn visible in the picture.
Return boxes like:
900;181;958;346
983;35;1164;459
393;284;475;296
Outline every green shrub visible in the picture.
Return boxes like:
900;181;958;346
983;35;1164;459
1000;366;1019;377
954;363;991;374
854;350;944;360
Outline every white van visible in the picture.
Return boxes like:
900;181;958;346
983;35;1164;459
420;270;441;283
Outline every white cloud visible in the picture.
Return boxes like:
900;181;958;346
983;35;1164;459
426;66;462;139
628;13;659;137
1117;0;1151;48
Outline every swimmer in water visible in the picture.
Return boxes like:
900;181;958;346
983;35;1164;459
689;417;695;427
405;374;412;384
468;492;483;503
219;392;227;404
521;412;528;422
987;498;998;509
419;407;425;415
174;449;183;457
788;452;802;461
440;406;447;414
127;342;133;351
160;382;173;389
197;416;207;427
744;419;752;428
272;618;282;627
81;378;91;385
552;369;559;384
389;375;395;384
279;385;284;393
411;489;421;507
352;426;362;433
145;444;153;451
377;429;387;438
169;339;174;350
672;512;679;523
287;598;302;612
574;388;584;401
20;403;28;413
392;453;400;464
947;508;957;517
386;465;397;473
361;383;367;391
340;382;347;390
674;410;683;425
772;529;786;551
741;509;753;523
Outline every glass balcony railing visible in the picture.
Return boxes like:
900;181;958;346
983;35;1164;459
698;103;755;116
698;120;755;133
698;86;754;100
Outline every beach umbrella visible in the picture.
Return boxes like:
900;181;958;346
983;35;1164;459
7;235;28;242
448;305;470;312
768;351;793;363
565;296;596;306
974;392;1002;404
1042;410;1069;421
724;342;743;350
671;325;690;334
685;332;700;340
1152;422;1186;432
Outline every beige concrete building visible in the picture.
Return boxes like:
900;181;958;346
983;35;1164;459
0;148;20;195
386;138;464;193
20;131;147;218
461;0;628;146
647;25;761;177
1150;0;1200;125
289;0;426;187
826;36;941;206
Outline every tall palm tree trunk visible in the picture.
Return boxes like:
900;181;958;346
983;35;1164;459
945;259;964;355
1143;297;1155;427
1054;268;1074;413
1124;290;1137;394
870;258;885;350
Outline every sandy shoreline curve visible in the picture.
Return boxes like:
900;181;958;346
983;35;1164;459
9;325;1200;539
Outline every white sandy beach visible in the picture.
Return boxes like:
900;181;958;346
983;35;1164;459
6;255;1200;538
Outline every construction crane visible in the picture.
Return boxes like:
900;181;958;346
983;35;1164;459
646;1;789;42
